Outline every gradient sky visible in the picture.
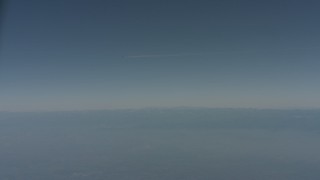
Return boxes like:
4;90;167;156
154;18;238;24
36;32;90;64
1;0;320;111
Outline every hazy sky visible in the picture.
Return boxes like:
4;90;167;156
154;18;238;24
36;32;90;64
1;0;320;111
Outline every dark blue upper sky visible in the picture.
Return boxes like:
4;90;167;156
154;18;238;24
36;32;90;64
1;0;320;111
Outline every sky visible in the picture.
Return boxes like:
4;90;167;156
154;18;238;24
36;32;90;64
1;0;320;111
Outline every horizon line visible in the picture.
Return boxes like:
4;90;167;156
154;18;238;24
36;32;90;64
1;106;320;113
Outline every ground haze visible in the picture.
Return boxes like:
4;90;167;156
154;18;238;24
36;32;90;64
1;108;320;180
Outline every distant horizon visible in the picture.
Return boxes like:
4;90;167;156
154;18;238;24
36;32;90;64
2;106;320;113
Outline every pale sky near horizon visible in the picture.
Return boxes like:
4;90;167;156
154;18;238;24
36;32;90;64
1;0;320;111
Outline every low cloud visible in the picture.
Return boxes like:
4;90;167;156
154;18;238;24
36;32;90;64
125;53;205;58
125;46;320;59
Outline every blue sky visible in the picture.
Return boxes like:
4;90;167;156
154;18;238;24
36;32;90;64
1;0;320;111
